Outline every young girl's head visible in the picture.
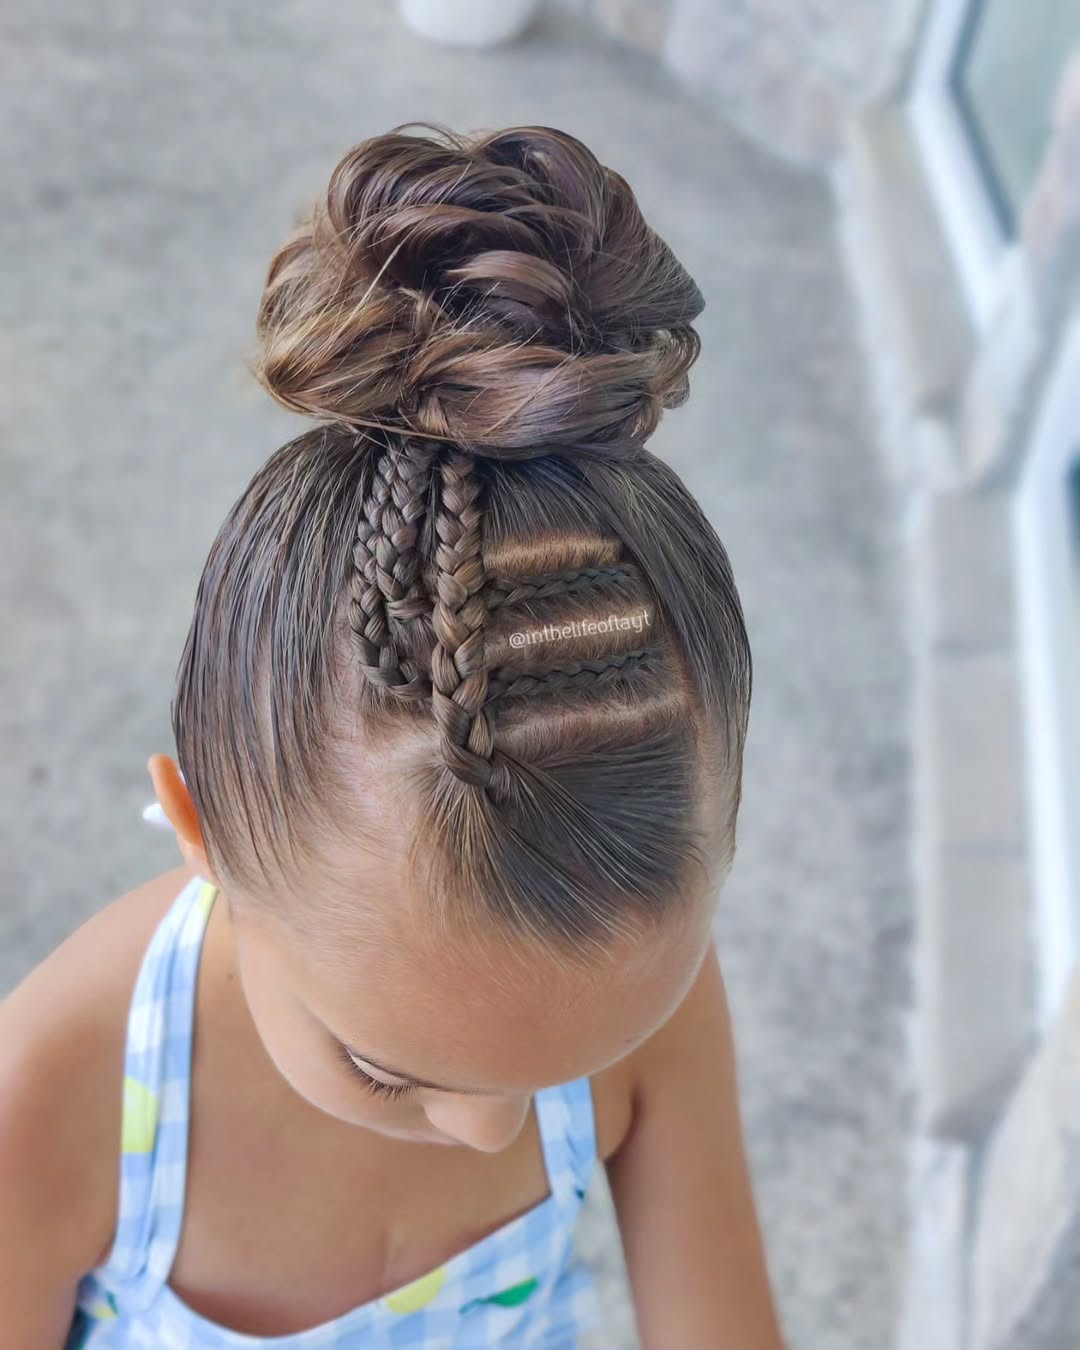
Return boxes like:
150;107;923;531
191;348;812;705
157;122;752;1151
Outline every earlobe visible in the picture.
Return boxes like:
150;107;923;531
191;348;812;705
178;834;210;875
147;753;213;876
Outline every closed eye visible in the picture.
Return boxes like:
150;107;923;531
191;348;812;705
335;1040;417;1100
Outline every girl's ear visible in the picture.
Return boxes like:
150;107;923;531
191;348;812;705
147;753;216;879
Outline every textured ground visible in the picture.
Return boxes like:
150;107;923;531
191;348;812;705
0;4;914;1346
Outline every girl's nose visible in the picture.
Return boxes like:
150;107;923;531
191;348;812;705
423;1092;532;1152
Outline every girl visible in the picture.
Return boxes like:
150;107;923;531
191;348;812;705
0;122;785;1350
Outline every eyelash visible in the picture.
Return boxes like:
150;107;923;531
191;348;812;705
335;1041;417;1101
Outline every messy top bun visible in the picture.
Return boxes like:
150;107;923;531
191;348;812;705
174;123;751;966
252;122;702;459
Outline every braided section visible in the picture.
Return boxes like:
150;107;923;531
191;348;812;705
483;564;639;610
430;454;497;788
486;647;666;703
349;440;437;700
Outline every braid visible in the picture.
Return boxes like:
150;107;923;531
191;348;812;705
430;453;502;790
486;646;666;702
483;564;639;610
348;439;437;700
347;442;670;798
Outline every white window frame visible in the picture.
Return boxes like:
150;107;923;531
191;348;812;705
907;0;1014;334
1014;313;1080;1030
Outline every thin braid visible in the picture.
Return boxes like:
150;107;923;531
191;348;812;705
486;647;666;702
483;564;640;610
430;453;502;789
349;440;437;700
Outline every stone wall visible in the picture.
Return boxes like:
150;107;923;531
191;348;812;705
550;0;928;164
970;969;1080;1350
836;47;1080;1350
548;2;1080;1340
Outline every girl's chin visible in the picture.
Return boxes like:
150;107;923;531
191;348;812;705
369;1121;457;1146
300;1091;455;1144
398;1127;458;1146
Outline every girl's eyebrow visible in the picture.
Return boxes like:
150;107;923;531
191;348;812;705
338;1039;489;1095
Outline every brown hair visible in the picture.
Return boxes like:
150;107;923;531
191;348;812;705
172;122;751;969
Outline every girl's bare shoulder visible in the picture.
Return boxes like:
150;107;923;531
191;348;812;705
2;862;203;1047
0;863;204;1272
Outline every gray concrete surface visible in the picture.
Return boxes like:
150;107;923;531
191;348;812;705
0;3;913;1346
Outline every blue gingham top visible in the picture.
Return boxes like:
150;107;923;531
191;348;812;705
66;874;602;1349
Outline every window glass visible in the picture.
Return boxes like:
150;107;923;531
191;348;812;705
951;0;1080;231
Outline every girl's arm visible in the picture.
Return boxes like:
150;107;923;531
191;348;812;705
0;944;116;1348
605;939;786;1350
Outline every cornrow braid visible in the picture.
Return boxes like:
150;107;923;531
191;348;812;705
348;438;437;700
347;446;670;791
482;564;640;610
485;646;667;703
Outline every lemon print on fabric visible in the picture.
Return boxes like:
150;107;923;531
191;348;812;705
195;882;217;919
121;1076;159;1154
459;1276;539;1315
384;1265;448;1313
87;1290;119;1319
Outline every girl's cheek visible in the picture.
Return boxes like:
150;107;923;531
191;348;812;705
232;959;416;1130
283;1047;363;1119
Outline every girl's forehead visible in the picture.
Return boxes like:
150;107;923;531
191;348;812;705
245;891;712;1093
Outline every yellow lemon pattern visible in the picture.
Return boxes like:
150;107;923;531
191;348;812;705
195;882;218;919
87;1293;119;1320
121;1076;159;1154
70;868;599;1341
384;1265;448;1313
